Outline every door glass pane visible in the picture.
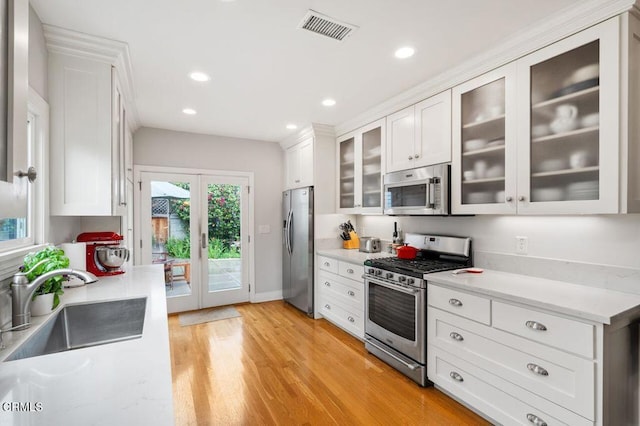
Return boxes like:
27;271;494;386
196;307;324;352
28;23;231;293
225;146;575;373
339;137;355;208
361;127;382;208
460;78;506;205
150;180;192;298
530;40;599;202
0;0;7;182
207;183;241;292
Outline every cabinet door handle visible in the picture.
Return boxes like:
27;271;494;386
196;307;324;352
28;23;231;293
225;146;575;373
15;166;37;183
414;153;420;159
518;195;526;202
527;363;549;376
324;304;331;310
448;298;463;307
347;290;355;297
324;281;331;287
525;321;547;331
295;179;300;183
449;371;464;382
505;195;513;202
324;262;330;267
408;155;413;160
449;332;464;341
348;316;355;323
346;268;354;274
526;413;547;426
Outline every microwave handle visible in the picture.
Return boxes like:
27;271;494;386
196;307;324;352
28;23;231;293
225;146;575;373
427;178;436;209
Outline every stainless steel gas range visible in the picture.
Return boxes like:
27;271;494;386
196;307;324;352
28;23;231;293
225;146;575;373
364;233;472;386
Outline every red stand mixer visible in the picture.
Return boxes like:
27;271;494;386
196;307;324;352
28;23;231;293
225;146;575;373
77;232;130;276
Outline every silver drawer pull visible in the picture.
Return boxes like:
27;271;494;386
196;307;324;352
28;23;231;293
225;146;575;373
324;262;330;267
449;332;464;342
449;371;464;382
348;316;355;323
525;320;547;331
526;413;547;426
324;304;331;310
448;298;463;307
527;363;549;376
346;268;354;274
324;281;331;287
347;290;355;296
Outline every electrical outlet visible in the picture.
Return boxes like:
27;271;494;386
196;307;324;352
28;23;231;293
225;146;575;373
516;236;528;255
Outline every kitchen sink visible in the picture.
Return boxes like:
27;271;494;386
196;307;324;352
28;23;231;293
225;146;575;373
4;297;147;362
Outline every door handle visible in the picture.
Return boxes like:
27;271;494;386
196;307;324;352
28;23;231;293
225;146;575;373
201;233;207;249
15;166;37;183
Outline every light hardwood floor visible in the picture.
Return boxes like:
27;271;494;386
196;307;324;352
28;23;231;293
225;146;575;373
168;301;490;425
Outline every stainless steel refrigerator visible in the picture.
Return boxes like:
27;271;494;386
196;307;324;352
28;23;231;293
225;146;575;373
282;187;314;316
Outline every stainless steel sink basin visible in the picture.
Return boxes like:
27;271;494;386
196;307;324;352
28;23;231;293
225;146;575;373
5;297;146;362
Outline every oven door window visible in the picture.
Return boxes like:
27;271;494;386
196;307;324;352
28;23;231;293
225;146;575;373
385;184;427;209
368;282;416;341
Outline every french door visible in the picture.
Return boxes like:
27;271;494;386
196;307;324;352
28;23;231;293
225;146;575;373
138;170;250;314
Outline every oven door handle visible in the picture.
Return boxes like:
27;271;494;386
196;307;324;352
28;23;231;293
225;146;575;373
366;278;419;294
365;336;420;371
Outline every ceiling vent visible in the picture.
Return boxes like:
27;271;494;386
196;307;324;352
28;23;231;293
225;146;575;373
298;10;358;42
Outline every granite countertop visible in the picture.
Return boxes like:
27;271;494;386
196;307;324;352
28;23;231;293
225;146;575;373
0;265;173;426
316;248;393;264
428;268;640;325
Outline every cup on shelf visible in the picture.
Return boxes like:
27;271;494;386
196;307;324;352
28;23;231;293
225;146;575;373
550;104;579;134
569;150;591;169
531;123;551;138
489;105;504;118
474;160;487;179
463;170;476;181
580;112;599;128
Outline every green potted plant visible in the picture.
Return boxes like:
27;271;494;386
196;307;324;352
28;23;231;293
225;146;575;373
22;246;69;315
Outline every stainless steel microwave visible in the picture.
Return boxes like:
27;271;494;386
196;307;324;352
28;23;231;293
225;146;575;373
383;164;450;215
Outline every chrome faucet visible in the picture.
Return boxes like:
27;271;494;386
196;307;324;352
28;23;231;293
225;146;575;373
11;259;98;329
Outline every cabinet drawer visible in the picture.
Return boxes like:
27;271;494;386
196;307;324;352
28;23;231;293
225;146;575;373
428;346;592;426
429;309;595;420
317;255;339;274
428;285;491;325
318;271;363;310
338;262;364;280
492;301;594;358
319;296;364;338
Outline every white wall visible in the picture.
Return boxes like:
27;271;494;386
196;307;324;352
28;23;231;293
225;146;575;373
358;214;640;268
134;127;284;296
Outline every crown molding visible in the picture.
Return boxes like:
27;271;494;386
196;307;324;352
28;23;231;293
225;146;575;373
279;123;335;149
335;0;638;137
42;25;140;131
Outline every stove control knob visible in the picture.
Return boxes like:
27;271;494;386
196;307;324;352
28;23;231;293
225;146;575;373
386;272;394;279
407;278;415;285
375;270;382;276
367;268;375;274
398;276;407;283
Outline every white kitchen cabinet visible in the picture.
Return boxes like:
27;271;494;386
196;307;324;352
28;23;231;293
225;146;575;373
386;91;451;173
453;15;640;215
285;137;314;189
317;256;365;338
337;119;385;214
427;280;640;426
47;27;136;216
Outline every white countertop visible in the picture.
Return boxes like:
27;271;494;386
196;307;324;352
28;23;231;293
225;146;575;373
0;265;174;426
428;269;640;324
316;248;392;264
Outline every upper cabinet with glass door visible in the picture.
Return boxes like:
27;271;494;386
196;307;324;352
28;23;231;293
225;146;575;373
452;64;517;214
452;16;640;215
337;119;385;214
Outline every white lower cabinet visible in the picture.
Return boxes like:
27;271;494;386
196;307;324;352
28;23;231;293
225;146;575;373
426;283;625;425
317;257;365;338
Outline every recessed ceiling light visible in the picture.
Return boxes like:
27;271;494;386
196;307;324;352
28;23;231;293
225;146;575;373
394;46;415;59
286;124;298;130
182;108;197;115
322;98;336;107
189;71;210;82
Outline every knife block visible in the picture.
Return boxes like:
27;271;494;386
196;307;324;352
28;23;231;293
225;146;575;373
342;232;360;249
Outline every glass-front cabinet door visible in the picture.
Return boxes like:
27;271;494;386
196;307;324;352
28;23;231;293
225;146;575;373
337;119;385;214
452;64;517;214
516;18;619;214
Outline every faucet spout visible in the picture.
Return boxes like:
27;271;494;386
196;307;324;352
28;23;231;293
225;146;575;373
11;268;98;329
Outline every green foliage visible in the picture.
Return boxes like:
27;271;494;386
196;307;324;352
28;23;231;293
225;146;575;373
165;236;191;259
208;238;240;259
23;246;69;309
171;183;241;250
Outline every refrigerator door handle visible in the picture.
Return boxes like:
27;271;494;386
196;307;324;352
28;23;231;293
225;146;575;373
288;211;294;254
285;210;293;255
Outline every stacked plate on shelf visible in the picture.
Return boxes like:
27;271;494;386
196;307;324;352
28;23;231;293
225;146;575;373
566;180;598;200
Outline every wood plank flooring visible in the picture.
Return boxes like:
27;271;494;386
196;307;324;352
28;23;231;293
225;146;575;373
168;301;489;425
